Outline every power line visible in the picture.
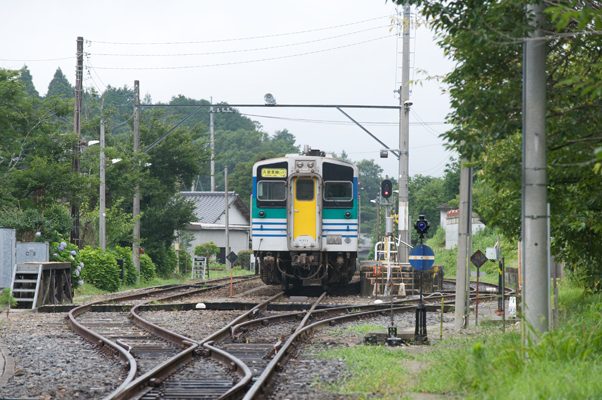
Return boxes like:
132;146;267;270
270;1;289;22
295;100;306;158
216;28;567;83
239;112;446;126
91;26;388;57
89;15;390;45
91;35;394;70
0;56;73;62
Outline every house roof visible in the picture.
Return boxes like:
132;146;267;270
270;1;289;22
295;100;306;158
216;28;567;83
180;191;250;224
436;202;452;211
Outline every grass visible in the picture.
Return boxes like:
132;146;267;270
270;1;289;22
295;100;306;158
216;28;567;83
312;280;602;399
426;225;519;284
74;267;256;300
315;345;414;399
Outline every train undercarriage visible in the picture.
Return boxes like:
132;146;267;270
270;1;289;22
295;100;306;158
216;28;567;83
257;251;356;292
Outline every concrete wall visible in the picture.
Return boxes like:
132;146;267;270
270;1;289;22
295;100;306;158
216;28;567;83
215;205;247;225
445;216;485;249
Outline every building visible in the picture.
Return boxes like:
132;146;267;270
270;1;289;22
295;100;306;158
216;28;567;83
180;191;250;263
444;209;486;249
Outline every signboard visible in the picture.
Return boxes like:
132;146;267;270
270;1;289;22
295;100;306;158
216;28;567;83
471;250;488;268
409;245;435;271
261;168;286;178
486;247;497;261
226;251;239;265
471;271;486;278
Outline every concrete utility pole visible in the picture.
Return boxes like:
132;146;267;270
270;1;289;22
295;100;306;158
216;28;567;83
225;166;230;270
454;161;472;330
398;3;411;263
210;97;215;192
99;116;106;251
133;80;141;284
523;3;549;339
71;36;84;246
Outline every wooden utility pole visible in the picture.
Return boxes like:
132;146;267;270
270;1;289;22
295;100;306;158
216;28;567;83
71;36;84;246
133;81;141;284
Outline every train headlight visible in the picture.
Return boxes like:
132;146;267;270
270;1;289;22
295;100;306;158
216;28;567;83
307;161;314;168
296;161;304;168
258;210;265;218
344;211;351;218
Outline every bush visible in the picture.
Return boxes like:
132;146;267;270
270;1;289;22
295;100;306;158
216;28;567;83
147;247;178;277
178;251;193;275
235;250;253;269
50;240;85;289
0;288;17;308
79;246;120;292
1;204;73;243
194;241;220;259
108;246;137;285
140;254;157;282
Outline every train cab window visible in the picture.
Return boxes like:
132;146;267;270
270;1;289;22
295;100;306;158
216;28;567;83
324;181;352;201
257;181;286;201
296;179;314;201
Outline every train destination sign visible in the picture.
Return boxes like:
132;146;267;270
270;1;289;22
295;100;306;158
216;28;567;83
261;168;286;178
409;245;435;271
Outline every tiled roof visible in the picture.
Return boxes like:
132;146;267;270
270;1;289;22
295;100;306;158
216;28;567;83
180;191;250;224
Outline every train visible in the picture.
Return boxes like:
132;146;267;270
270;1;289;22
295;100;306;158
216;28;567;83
251;145;359;291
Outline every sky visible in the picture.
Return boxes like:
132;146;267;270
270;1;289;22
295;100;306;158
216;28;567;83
1;0;457;179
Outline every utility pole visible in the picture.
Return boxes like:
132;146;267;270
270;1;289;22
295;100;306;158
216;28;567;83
225;166;230;270
99;116;106;251
210;97;215;192
133;80;141;284
523;3;549;339
398;3;411;263
71;36;84;246
454;161;472;330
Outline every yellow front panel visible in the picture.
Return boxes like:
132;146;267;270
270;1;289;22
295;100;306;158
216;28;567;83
293;178;316;240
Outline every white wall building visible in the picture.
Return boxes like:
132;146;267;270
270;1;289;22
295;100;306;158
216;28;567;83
180;191;250;263
444;209;486;249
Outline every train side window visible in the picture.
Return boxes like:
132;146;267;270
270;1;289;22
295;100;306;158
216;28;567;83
257;181;286;200
296;179;314;201
324;181;352;201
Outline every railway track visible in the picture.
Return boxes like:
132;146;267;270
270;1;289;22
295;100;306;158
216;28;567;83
65;277;511;400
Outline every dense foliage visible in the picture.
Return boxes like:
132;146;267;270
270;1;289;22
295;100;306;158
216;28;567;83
194;241;220;259
395;0;602;288
49;241;85;288
78;246;120;292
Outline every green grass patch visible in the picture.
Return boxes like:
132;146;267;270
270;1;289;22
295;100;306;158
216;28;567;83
316;345;414;397
412;281;602;399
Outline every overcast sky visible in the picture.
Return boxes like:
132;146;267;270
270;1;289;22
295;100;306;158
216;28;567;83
1;0;457;180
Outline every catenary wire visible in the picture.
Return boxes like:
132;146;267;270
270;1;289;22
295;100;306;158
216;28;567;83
91;35;395;70
89;15;390;45
91;26;388;57
238;112;446;126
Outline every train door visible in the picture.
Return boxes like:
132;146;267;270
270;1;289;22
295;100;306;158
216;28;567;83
290;177;321;250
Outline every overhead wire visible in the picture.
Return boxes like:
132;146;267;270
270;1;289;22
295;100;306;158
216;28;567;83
238;112;445;126
88;15;390;45
91;25;388;57
91;35;395;70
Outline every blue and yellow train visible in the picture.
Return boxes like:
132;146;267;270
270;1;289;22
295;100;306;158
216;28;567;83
251;146;358;291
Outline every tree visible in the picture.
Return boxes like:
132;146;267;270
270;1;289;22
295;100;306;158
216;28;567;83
46;67;74;99
398;0;602;288
19;66;39;98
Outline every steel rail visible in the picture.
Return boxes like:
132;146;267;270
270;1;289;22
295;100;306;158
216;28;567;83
68;302;138;400
67;275;258;400
114;291;284;400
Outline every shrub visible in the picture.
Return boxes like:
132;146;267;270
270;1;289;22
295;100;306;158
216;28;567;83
0;288;17;308
140;254;156;282
235;250;253;269
194;241;220;259
178;251;193;275
50;240;85;289
147;247;178;277
108;246;137;285
79;246;120;292
1;204;73;243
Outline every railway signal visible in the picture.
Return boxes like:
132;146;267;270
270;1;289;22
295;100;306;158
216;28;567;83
381;179;392;199
411;215;432;343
